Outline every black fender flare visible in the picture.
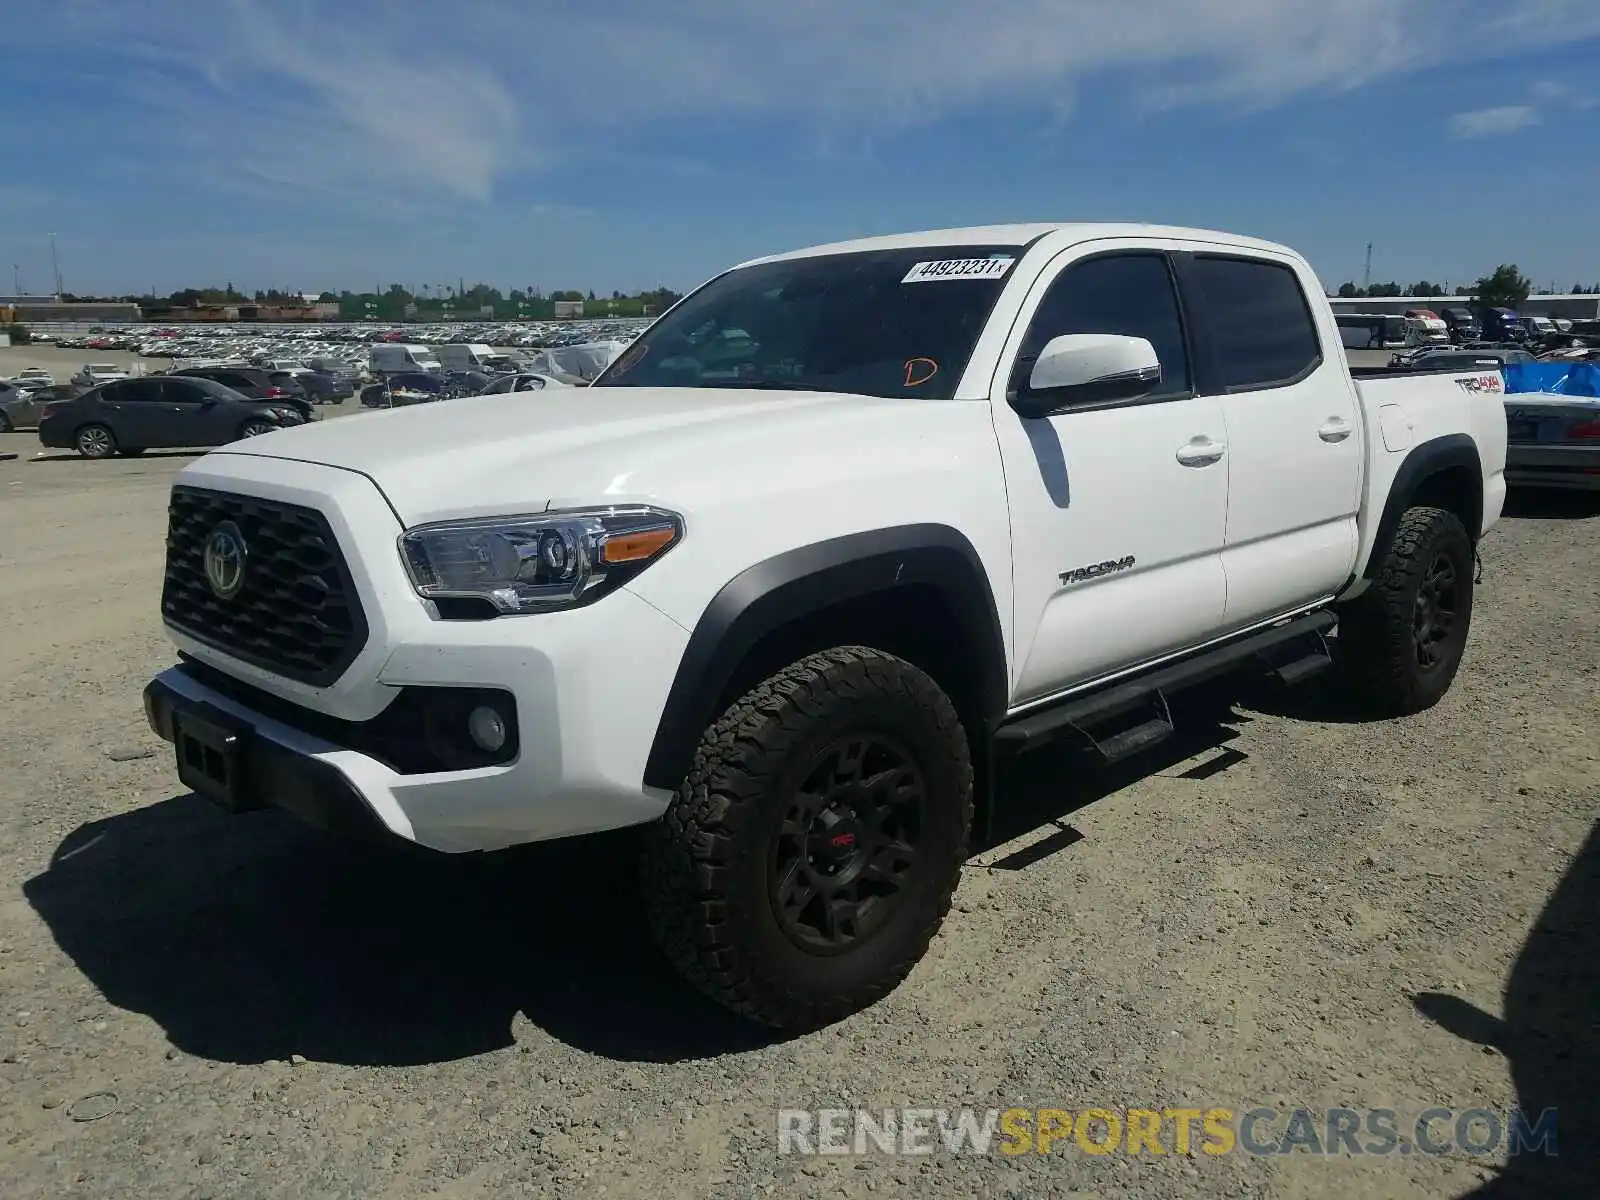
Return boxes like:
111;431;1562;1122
641;524;1008;791
1364;433;1484;580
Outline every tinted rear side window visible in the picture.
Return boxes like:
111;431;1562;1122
1191;257;1322;391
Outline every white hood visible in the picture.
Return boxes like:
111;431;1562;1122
208;386;941;525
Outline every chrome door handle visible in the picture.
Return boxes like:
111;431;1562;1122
1318;418;1352;443
1176;437;1226;466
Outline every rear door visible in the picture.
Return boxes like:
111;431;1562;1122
1174;251;1362;624
989;243;1231;703
98;378;168;446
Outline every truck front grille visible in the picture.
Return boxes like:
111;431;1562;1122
161;486;368;686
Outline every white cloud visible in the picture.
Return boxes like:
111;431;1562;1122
1449;105;1540;138
29;0;1600;202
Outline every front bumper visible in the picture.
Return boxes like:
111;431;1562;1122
145;674;395;843
149;454;693;852
1506;444;1600;491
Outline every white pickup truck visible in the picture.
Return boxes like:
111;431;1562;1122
144;223;1508;1030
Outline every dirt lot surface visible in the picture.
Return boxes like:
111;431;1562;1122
0;430;1595;1199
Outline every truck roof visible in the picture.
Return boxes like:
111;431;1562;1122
737;222;1299;268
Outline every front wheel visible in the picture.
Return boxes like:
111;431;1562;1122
641;646;973;1031
0;412;12;433
76;423;116;458
1338;506;1474;716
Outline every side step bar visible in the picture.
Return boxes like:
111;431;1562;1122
995;610;1337;762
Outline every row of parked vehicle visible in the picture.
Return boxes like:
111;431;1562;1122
3;356;584;457
1336;305;1597;351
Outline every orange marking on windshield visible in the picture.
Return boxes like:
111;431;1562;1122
904;358;939;387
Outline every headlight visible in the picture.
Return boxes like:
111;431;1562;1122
398;506;683;615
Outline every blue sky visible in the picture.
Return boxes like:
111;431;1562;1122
5;0;1600;298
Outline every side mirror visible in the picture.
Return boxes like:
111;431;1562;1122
1011;334;1161;418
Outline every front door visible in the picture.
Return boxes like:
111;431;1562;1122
1174;251;1362;624
154;378;236;446
988;244;1232;706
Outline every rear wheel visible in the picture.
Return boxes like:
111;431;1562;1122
641;646;973;1031
1338;506;1474;716
76;424;116;459
239;420;277;439
0;412;12;433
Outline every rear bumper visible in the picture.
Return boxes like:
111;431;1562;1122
1506;443;1600;490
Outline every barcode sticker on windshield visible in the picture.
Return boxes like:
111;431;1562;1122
902;255;1015;283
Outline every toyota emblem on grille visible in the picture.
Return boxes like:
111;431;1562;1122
203;520;248;600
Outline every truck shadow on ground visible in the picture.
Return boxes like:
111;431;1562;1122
24;693;1253;1068
1500;489;1600;521
1413;821;1598;1197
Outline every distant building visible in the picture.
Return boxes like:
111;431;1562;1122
6;299;143;323
553;300;586;319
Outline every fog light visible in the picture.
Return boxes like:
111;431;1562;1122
467;705;508;753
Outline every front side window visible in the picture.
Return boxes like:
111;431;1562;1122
161;379;213;403
1015;252;1191;398
593;244;1023;399
1190;256;1323;390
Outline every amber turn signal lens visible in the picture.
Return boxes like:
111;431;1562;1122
600;526;677;564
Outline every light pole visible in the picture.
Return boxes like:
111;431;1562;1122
48;232;63;296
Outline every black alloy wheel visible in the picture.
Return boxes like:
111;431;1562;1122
770;733;927;954
1413;552;1459;669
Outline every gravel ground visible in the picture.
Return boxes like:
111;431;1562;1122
0;427;1595;1199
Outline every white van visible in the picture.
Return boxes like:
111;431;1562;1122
435;343;520;374
369;344;442;375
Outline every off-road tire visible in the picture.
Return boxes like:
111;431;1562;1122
641;646;973;1031
1338;506;1474;716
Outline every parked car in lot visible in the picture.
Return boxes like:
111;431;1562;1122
0;380;47;430
436;343;522;375
1389;346;1536;372
143;221;1507;1031
359;371;448;407
475;371;570;394
166;366;315;420
266;368;351;405
70;363;130;388
1503;393;1600;490
11;367;55;388
369;344;442;375
37;376;307;458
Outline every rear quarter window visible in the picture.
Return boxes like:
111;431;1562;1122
1190;256;1323;391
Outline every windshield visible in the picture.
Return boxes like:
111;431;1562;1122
593;244;1024;399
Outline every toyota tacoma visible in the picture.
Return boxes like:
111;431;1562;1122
144;223;1509;1030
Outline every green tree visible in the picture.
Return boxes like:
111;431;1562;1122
1468;264;1531;310
1336;281;1362;298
